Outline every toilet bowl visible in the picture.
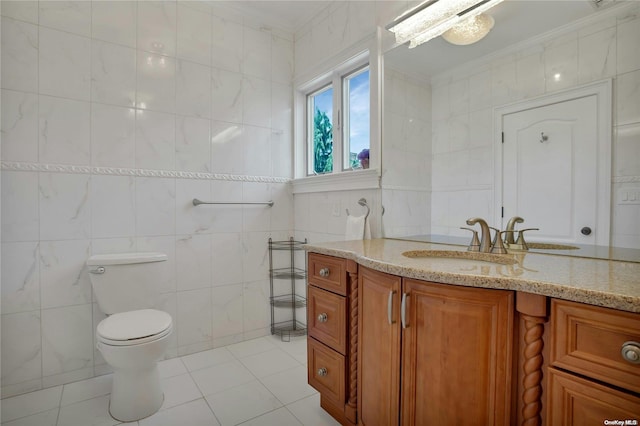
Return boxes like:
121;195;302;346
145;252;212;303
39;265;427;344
96;309;173;422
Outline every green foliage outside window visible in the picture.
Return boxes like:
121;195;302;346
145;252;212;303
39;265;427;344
313;108;333;174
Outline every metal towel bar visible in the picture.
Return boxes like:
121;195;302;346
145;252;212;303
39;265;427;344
193;198;274;207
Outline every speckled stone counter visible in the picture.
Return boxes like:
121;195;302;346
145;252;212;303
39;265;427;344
304;239;640;313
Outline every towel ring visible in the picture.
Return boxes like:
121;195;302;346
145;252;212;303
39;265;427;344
346;198;370;220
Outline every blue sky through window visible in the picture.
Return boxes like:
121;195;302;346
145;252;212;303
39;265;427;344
348;69;370;156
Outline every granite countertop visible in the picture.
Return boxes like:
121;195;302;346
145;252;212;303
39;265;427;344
304;239;640;313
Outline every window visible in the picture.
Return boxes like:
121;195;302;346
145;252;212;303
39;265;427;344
305;65;370;176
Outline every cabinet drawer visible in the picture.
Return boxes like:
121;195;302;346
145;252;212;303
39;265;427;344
550;299;640;393
547;368;640;424
308;253;348;296
308;286;347;355
308;337;346;407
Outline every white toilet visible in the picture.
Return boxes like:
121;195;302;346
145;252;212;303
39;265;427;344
87;252;173;422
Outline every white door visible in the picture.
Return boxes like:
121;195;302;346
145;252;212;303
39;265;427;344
501;95;602;245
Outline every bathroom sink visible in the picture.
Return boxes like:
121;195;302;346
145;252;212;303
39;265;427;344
402;250;518;265
527;242;579;250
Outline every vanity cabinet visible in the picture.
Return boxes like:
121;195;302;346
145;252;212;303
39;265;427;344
307;253;358;425
358;266;515;425
547;299;640;424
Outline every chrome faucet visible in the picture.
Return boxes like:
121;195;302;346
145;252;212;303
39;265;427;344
505;216;524;245
466;218;492;253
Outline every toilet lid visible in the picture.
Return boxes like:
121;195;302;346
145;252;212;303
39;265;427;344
97;309;172;342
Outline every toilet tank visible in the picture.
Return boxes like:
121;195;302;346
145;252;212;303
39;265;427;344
87;252;167;315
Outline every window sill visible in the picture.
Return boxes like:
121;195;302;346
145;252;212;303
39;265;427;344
292;168;380;194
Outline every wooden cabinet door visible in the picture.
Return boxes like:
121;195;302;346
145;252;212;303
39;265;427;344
400;279;514;426
548;368;640;425
357;267;401;426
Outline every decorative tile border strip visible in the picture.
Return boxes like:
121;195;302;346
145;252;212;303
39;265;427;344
613;176;640;184
1;161;291;184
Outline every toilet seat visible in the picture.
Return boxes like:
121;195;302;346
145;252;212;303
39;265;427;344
97;309;172;347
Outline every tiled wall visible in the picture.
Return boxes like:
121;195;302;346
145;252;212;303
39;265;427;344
430;4;640;249
0;0;294;398
381;67;432;238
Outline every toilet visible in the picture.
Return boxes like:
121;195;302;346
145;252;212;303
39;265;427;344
87;252;173;422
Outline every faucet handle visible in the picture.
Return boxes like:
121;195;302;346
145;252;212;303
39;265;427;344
489;227;508;254
515;228;539;250
460;227;481;252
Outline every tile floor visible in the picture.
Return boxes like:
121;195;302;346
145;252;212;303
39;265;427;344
1;336;340;426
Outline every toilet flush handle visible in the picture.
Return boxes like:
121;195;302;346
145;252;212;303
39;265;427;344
89;266;106;274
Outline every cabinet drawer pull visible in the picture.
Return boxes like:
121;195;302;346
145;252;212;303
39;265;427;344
621;341;640;364
317;367;328;377
317;313;328;323
401;293;409;329
388;291;396;324
319;267;330;277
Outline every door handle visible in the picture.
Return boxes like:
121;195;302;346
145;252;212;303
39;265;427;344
401;293;409;329
387;291;396;325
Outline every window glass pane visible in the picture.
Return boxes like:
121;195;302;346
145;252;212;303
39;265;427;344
345;68;370;170
309;86;333;174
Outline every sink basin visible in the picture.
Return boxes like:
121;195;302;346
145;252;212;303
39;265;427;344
527;243;579;250
402;250;518;265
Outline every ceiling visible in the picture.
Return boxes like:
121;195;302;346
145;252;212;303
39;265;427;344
383;0;614;79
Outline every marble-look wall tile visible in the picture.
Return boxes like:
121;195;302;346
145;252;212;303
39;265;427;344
544;39;578;93
209;180;243;233
175;178;213;235
468;70;492;112
1;171;39;242
39;27;91;101
1;17;38;93
243;126;272;176
242;280;270;333
91;104;136;168
137;236;177;293
39;1;90;37
41;304;93;377
175;116;211;172
242;231;270;283
135;177;176;237
136;51;176;113
1;311;42;388
211;232;244;286
491;58;517;106
210;121;244;174
271;183;293;231
211;14;243;73
39;239;92;309
1;1;38;24
617;70;640;126
271;129;293;179
38;96;90;165
1;89;38;162
177;288;212;348
137;1;177;56
516;53;545;100
176;234;212;291
243;27;271;81
177;3;212;66
91;1;136;48
91;40;137;108
614;123;640;177
211;69;243;124
1;242;40;314
243;76;271;128
90;175;136;239
212;284;243;339
271;36;293;85
617;16;640;75
135;109;176;170
578;27;616;84
271;83;292;136
242;182;272;232
39;173;91;241
176;60;212;119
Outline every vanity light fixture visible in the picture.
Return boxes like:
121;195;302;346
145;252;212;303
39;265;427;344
441;13;495;45
386;0;504;48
